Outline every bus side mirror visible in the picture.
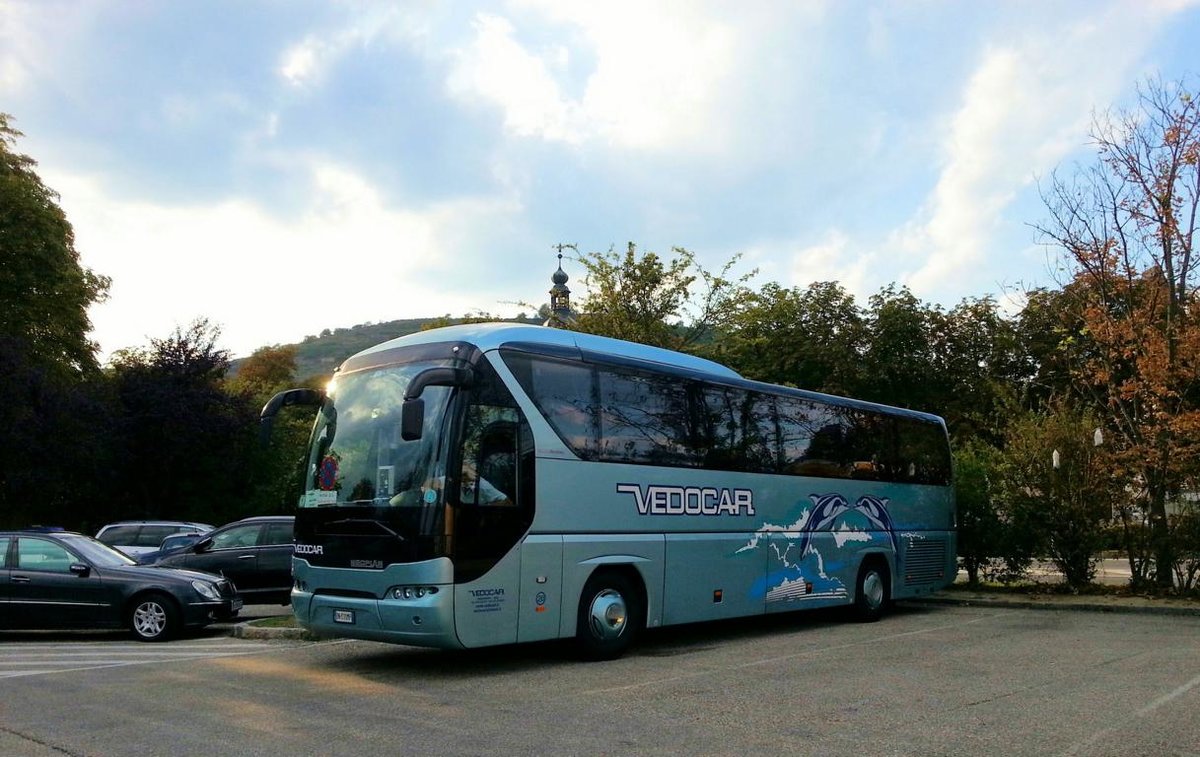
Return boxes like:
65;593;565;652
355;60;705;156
401;398;425;441
400;367;474;441
259;388;323;446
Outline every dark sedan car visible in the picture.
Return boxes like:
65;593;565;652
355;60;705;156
0;530;241;641
151;516;294;605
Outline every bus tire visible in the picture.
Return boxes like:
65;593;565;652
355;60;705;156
852;558;890;623
575;571;641;661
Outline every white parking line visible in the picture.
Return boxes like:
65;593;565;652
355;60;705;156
1;647;269;656
0;639;317;679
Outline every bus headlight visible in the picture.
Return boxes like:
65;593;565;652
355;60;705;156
390;586;439;600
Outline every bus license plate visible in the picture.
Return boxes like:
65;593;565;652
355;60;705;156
333;609;355;624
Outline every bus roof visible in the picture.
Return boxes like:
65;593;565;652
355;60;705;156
348;322;742;379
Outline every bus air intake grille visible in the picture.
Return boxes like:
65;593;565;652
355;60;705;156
315;589;377;600
904;538;947;584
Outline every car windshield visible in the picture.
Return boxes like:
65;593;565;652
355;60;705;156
61;534;138;566
162;534;202;550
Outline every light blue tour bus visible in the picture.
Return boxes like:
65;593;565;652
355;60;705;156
263;323;955;659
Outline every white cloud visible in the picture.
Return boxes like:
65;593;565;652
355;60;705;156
273;2;826;159
49;162;523;359
0;3;37;95
276;8;428;89
566;2;738;151
781;229;874;301
444;2;805;154
901;5;1176;296
0;1;98;98
280;36;324;87
445;13;579;142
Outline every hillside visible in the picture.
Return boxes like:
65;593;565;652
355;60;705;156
238;315;542;382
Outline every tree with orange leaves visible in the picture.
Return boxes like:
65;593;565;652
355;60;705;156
1037;76;1200;590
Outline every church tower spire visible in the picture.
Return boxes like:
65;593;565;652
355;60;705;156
544;248;575;328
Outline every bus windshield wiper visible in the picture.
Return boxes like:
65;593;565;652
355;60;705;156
317;518;404;540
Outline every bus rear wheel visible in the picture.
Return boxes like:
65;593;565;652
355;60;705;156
576;571;641;661
852;559;890;623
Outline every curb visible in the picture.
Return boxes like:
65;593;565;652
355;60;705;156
905;593;1200;618
232;621;327;641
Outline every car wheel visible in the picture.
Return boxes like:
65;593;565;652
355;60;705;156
129;592;178;642
575;571;642;661
852;559;890;623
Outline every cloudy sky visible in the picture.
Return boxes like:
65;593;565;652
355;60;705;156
3;1;1198;360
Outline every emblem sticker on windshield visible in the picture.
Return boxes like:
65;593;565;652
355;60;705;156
318;455;339;490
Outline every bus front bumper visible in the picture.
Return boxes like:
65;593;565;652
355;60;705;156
292;587;462;649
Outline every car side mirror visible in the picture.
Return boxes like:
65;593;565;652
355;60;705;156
194;537;213;553
70;563;91;577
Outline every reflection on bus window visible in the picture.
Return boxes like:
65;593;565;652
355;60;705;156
502;350;950;486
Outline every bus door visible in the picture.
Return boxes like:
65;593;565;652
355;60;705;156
453;406;527;577
450;359;536;647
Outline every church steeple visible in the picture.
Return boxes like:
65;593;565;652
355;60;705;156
544;249;575;328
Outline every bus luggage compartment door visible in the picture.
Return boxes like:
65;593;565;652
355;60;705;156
453;549;521;648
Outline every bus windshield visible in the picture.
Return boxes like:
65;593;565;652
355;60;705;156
302;360;453;509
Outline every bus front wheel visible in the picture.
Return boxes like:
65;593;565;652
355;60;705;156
575;571;641;661
852;559;890;623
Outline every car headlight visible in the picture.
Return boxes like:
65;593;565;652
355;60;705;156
191;580;220;600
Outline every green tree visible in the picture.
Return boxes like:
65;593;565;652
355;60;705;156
994;405;1119;590
107;320;259;526
859;285;947;413
953;440;1007;586
572;243;754;351
939;296;1025;445
1169;501;1200;594
228;344;299;395
713;280;865;394
227;344;314;515
1013;288;1080;408
0;113;109;373
0;113;111;526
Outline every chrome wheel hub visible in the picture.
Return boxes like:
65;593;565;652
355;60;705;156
134;602;167;637
588;589;628;641
862;571;884;609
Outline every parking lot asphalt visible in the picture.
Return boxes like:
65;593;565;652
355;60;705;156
231;588;1200;642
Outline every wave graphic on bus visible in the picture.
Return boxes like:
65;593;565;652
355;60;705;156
739;493;897;604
